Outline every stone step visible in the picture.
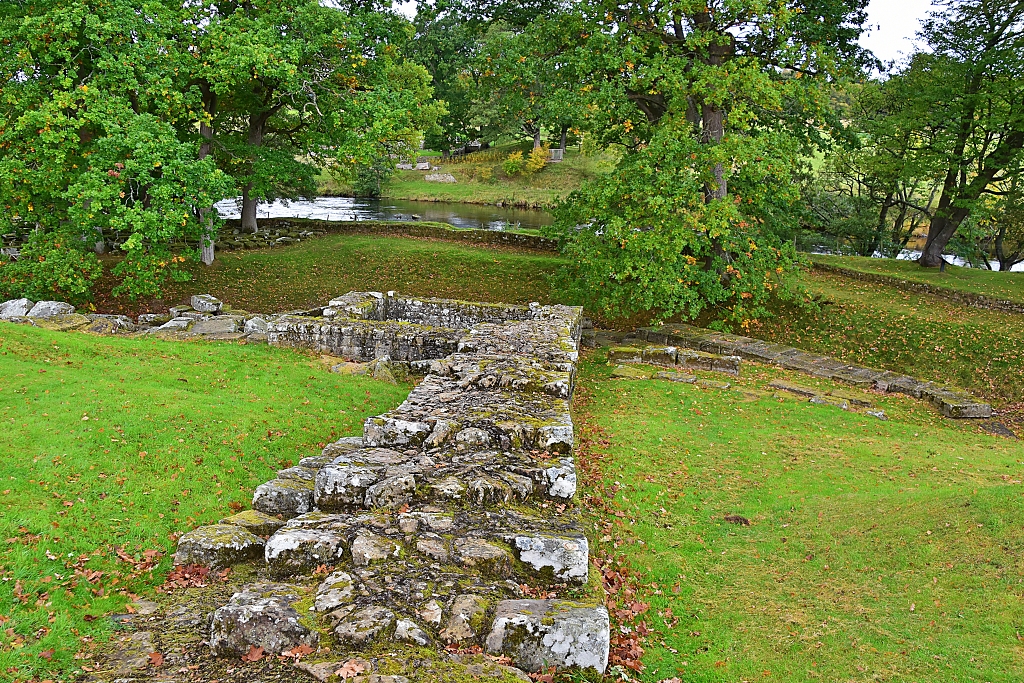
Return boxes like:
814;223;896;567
608;344;741;375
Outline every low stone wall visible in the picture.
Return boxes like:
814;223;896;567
175;293;609;677
224;217;559;252
812;261;1024;315
636;323;993;418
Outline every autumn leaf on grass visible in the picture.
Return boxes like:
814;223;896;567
38;649;55;660
336;659;367;679
281;643;314;660
148;652;164;667
241;645;265;662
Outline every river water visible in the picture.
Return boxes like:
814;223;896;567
215;196;553;232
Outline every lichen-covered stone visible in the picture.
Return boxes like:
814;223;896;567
84;314;136;335
454;538;511;576
174;524;264;568
190;317;238;336
364;474;416;508
210;583;317;656
314;570;354;612
244;317;268;334
394;618;431;646
350;532;400;566
331;605;395;645
219;509;286;536
485;600;609;673
611;364;653;379
0;298;33;319
513;534;588;583
265;525;347;576
544;459;577;499
30;313;91;331
315;463;382;510
641;345;677;366
440;594;489;643
653;370;696;383
415;537;450;562
27;301;75;318
253;478;314;519
191;294;223;313
363;417;432;448
607;346;642;363
810;395;849;410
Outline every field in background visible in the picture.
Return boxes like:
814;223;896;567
577;354;1024;682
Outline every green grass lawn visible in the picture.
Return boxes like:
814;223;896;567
811;254;1024;304
318;146;618;209
0;325;409;681
93;233;563;318
577;353;1024;683
754;270;1024;408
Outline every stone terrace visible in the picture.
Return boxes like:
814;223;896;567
174;293;609;678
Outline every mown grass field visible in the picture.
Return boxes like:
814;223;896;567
576;354;1024;682
0;325;409;681
93;233;563;318
811;254;1024;304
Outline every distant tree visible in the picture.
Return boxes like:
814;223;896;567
907;0;1024;268
183;0;438;233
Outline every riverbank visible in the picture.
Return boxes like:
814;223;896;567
317;146;618;210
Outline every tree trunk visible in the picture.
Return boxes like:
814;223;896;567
241;184;258;233
920;213;959;267
198;87;217;265
533;128;542;149
867;192;894;257
560;126;568;151
701;103;726;200
242;113;266;233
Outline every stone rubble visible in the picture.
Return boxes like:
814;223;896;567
167;292;608;676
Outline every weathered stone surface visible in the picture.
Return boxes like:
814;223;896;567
277;465;317;482
419;599;443;625
191;293;223;313
415;536;450;562
513;534;588;583
440;594;489;643
331;605;395;645
696;378;731;390
350;532;400;566
138;312;172;326
454;538;511;576
607;346;643;363
641;345;677;366
253;478;314;518
364;474;416;508
314;570;355;612
321;435;365;459
151;316;193;333
315;463;382;510
394;618;431;645
190;317;238;336
219;509;286;536
486;600;609;673
244;316;268;334
84;314;136;334
611;364;653;379
363;417;432;448
30;313;91;331
810;395;849;410
265;524;348;576
425;173;457;183
174;524;264;568
210;583;317;656
544;459;577;499
0;298;33;319
27;300;75;318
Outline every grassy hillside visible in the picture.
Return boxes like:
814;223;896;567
811;254;1024;304
577;354;1024;682
0;325;410;681
318;145;618;209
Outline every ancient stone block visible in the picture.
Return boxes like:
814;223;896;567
219;509;286;536
253;478;314;519
454;538;512;576
315;463;382;510
810;395;849;410
265;525;347;576
210;583;317;656
607;346;642;363
653;370;696;383
394;618;431;646
191;294;223;313
544;458;577;499
513;534;589;583
641;346;677;366
610;364;653;379
331;605;395;645
485;600;609;673
364;474;417;508
0;298;33;319
190;317;238;336
27;301;75;318
174;524;265;568
440;594;489;643
350;532;400;566
314;570;355;612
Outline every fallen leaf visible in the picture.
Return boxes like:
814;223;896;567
38;649;55;660
241;645;265;662
281;643;314;659
336;658;367;679
148;652;164;667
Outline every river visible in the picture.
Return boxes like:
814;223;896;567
215;197;553;232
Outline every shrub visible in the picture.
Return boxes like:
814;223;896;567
524;145;549;175
480;165;495;182
502;151;524;176
0;233;102;305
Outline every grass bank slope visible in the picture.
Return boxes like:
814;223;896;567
756;269;1024;407
578;353;1024;682
94;233;562;317
811;254;1024;304
0;325;409;680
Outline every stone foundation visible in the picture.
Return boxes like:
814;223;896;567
175;293;608;675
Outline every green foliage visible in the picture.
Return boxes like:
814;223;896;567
0;0;231;300
352;156;398;198
524;145;548;175
0;233;102;305
550;132;805;328
502;150;525;176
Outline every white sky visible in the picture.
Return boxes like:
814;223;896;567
858;0;935;64
392;0;936;65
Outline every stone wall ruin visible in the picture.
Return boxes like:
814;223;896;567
173;292;609;676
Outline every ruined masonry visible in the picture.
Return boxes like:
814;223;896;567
173;292;610;675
